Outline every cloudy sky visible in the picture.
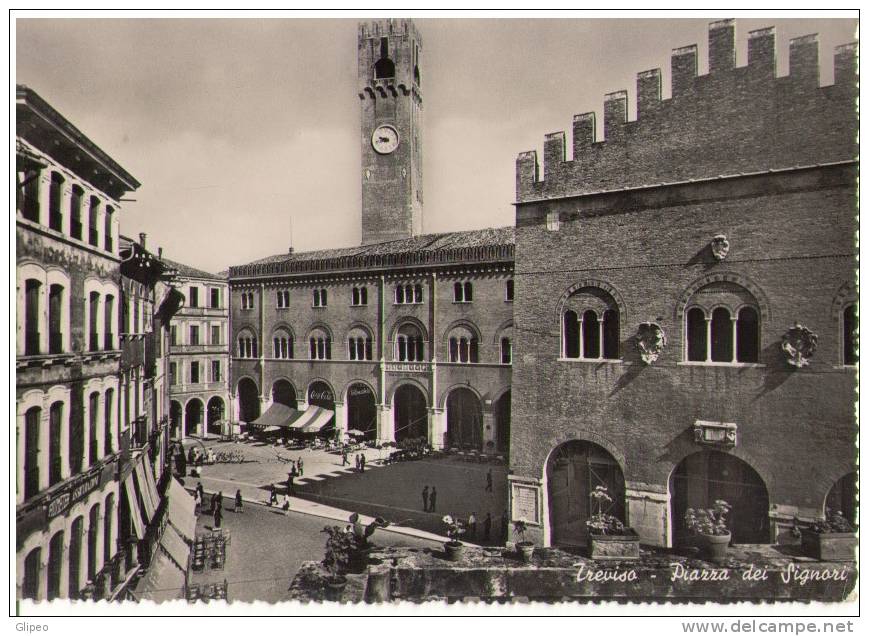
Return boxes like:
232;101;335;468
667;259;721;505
16;15;857;274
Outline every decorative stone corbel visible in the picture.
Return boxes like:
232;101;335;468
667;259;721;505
710;234;730;261
781;323;818;368
635;322;666;364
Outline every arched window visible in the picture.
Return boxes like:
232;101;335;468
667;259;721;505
501;337;512;364
49;172;64;232
103;494;115;564
103;294;114;350
374;57;395;79
562;288;620;360
104;206;114;252
414;284;423;303
88;291;100;352
48;284;64;354
237;329;258;358
351;286;368;306
17;165;40;222
24;279;41;356
24;406;41;500
49;401;63;486
69;517;83;597
104;388;114;454
87;503;100;580
312;288;328;307
48;531;64;601
684;281;760;364
396;324;425;362
272;328;294;359
88;391;100;465
70;185;83;240
309;328;331;360
843;303;858;366
448;326;479;363
88;196;100;247
22;547;41;600
348;327;373;361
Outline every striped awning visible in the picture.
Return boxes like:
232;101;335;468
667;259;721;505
159;524;190;572
123;475;145;539
299;407;334;433
249;403;334;433
134;462;156;522
134;551;185;603
167;478;196;544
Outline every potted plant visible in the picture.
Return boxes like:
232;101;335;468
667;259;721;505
684;500;731;563
586;486;640;560
321;525;354;598
801;510;857;562
513;520;535;563
442;515;466;562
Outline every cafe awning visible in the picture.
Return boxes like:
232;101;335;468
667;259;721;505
134;461;157;522
248;403;305;430
133;551;185;603
299;407;334;433
167;478;196;544
123;475;145;539
160;524;190;572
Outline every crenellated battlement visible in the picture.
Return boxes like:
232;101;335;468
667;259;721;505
516;20;858;202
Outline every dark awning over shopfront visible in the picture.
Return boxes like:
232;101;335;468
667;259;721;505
167;478;196;544
123;474;146;539
133;550;185;603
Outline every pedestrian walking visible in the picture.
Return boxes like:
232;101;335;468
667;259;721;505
468;512;477;540
483;512;492;542
342;449;349;466
360;454;366;473
421;486;429;512
210;492;218;515
213;505;222;529
193;490;202;515
287;472;295;495
268;484;278;506
217;492;223;511
196;482;204;502
485;468;493;493
501;510;509;544
234;489;244;513
298;458;304;476
355;454;361;471
429;486;437;512
282;493;291;515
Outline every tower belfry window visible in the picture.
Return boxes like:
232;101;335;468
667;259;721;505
374;37;395;79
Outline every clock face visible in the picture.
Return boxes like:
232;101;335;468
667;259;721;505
372;125;399;154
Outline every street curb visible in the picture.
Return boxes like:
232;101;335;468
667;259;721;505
184;483;472;546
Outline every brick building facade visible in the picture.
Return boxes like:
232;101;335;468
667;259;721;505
509;21;858;549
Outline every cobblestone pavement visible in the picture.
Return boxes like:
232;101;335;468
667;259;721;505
191;493;441;604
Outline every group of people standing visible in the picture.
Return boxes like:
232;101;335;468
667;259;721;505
341;449;368;473
193;483;246;529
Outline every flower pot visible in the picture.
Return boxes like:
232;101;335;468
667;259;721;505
801;529;857;562
697;532;731;563
325;575;347;601
516;541;535;563
349;547;374;573
589;528;641;560
444;541;465;562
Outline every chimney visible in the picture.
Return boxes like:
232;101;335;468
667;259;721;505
139;232;147;249
288;247;294;254
158;247;163;259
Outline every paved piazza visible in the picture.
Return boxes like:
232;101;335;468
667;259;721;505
181;437;509;543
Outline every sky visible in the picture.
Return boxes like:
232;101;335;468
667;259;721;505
15;14;858;274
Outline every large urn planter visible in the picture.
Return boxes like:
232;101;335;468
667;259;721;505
516;541;535;564
801;530;857;562
589;528;641;561
696;531;731;563
444;541;465;562
324;575;348;601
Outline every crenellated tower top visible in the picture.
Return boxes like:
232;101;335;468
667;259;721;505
516;20;858;203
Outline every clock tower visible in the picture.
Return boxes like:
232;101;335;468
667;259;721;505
358;19;423;245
